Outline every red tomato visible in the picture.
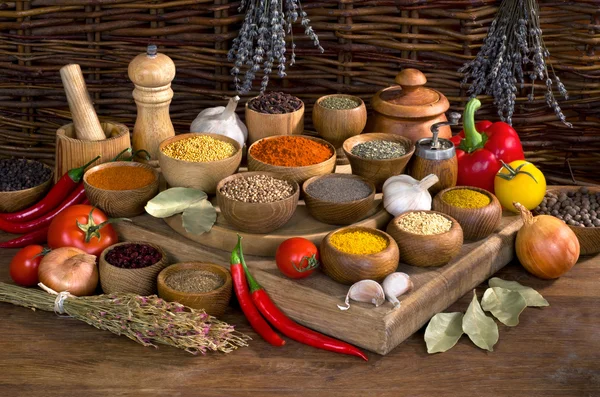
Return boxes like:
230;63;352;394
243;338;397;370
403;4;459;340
47;204;118;256
9;245;46;287
275;237;320;279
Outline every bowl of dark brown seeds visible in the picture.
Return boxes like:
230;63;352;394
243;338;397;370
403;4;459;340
535;186;600;255
157;262;233;317
245;92;305;145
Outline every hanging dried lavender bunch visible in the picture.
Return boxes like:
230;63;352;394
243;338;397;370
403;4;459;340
228;0;324;94
460;0;571;127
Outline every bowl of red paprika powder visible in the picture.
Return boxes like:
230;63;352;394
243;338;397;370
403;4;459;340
83;161;159;217
247;135;336;186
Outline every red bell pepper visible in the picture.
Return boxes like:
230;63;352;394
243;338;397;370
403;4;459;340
451;98;525;193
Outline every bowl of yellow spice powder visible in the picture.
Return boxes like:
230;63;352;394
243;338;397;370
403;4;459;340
84;161;159;217
158;133;242;194
432;186;502;241
320;226;399;285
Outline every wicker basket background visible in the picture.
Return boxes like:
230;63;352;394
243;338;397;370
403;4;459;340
0;0;598;184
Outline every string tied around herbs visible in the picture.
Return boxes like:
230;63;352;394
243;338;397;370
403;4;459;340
38;283;74;316
228;0;324;94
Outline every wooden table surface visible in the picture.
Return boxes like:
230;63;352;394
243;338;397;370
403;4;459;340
0;245;599;397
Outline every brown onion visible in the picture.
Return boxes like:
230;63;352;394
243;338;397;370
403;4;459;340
515;202;580;279
38;247;98;296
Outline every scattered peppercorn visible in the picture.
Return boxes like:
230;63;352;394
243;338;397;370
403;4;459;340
306;176;371;203
220;174;294;203
105;243;162;269
535;188;600;228
162;135;236;162
248;92;302;114
351;140;407;160
165;269;224;293
0;158;52;191
397;211;452;235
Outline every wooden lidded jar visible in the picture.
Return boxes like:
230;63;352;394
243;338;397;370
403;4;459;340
409;113;460;196
128;44;176;163
366;69;451;143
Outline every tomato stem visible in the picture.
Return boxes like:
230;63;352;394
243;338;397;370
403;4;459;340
497;160;538;183
76;208;131;243
291;254;320;273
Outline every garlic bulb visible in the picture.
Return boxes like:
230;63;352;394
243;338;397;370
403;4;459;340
382;272;413;309
382;174;439;216
337;280;385;311
190;96;248;147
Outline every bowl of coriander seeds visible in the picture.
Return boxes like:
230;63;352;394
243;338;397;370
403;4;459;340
158;132;242;194
216;171;300;233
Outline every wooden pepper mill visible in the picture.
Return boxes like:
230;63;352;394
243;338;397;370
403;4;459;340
128;44;176;163
409;112;461;196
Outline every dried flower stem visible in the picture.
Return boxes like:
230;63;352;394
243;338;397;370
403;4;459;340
0;282;250;355
460;0;571;127
228;0;324;94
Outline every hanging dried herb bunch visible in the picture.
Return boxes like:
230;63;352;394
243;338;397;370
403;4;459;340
459;0;571;127
228;0;324;94
0;282;250;355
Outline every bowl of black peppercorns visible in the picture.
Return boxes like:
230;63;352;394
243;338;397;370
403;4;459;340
0;158;53;212
535;186;600;255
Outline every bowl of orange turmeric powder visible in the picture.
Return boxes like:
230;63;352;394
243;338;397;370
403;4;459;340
247;135;336;186
83;161;159;217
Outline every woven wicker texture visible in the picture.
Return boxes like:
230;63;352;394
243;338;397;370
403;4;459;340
0;0;598;184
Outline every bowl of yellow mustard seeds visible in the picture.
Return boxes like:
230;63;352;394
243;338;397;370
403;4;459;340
432;186;502;241
319;226;399;285
158;133;242;194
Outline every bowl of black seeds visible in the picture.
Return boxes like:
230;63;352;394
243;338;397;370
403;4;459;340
535;186;600;255
343;133;415;191
0;158;53;212
99;241;169;295
302;174;376;225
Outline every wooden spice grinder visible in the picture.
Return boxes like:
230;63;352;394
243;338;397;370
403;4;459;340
56;64;130;182
128;44;176;164
409;112;460;196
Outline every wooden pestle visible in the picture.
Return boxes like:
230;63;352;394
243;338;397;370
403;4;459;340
60;64;106;141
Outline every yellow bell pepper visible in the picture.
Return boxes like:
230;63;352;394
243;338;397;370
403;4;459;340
494;160;546;213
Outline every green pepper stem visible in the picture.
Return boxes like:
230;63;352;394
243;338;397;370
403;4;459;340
237;235;262;293
462;98;483;153
68;155;101;182
112;148;132;162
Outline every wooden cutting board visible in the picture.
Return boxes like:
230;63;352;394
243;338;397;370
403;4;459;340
114;212;522;355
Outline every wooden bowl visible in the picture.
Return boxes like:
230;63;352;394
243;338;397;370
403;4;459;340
343;132;415;191
99;241;169;295
302;174;376;225
158;132;242;194
386;210;463;267
313;94;367;149
544;186;600;255
0;161;53;212
432;186;502;241
245;98;305;145
55;122;130;183
157;262;233;317
320;226;399;285
216;171;300;234
247;135;336;186
84;161;159;217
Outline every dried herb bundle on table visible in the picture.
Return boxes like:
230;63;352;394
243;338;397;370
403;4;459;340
460;0;570;126
228;0;324;93
0;282;250;354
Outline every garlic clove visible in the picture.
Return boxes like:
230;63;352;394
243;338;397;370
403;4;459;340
337;279;386;311
382;272;413;309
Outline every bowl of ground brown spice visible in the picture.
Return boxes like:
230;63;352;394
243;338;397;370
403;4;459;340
157;262;232;317
247;135;336;185
84;161;159;217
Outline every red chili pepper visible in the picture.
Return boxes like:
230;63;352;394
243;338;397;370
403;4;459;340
231;237;285;347
0;155;99;222
0;183;86;234
0;227;49;248
450;98;525;193
237;238;368;361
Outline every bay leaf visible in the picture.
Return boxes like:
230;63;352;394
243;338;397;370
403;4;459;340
145;188;207;218
488;277;549;307
481;287;527;327
462;290;499;352
424;312;464;354
181;199;217;235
